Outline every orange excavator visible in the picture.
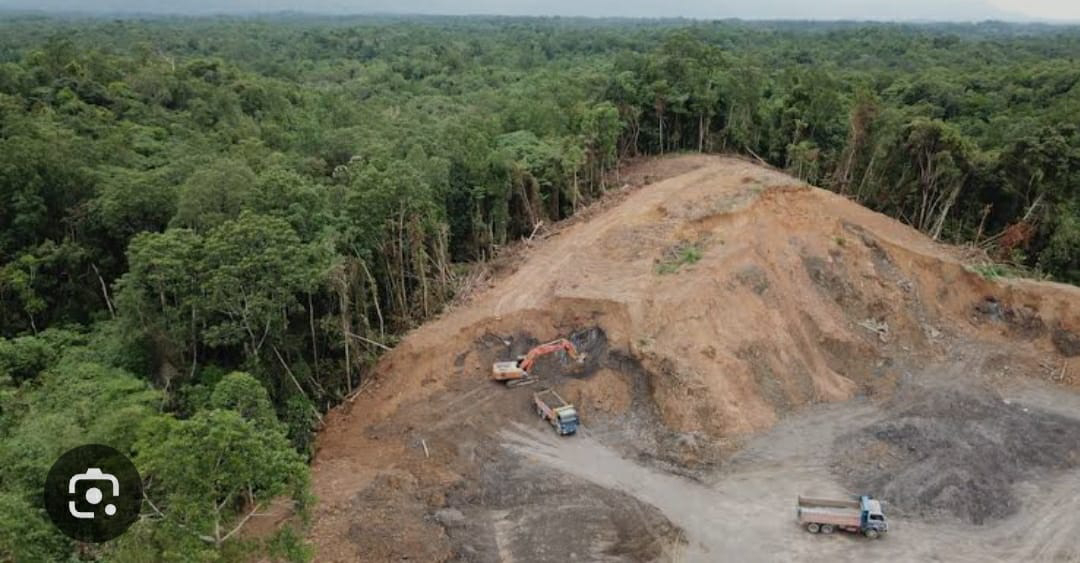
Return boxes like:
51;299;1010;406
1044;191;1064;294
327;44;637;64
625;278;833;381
492;338;585;388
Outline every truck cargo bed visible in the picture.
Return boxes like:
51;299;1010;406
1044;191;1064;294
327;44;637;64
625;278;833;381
798;496;860;509
797;507;861;527
534;388;570;409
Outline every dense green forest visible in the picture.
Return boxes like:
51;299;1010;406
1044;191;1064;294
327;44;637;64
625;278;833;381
1;14;1078;560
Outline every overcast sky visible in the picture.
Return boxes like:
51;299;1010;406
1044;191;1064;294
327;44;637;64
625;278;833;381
1;0;1078;22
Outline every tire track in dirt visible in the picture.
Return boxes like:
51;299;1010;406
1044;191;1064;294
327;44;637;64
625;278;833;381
311;155;1080;561
502;383;1080;563
1014;476;1080;562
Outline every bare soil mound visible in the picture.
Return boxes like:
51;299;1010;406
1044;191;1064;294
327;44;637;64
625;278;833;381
832;384;1080;524
310;155;1080;561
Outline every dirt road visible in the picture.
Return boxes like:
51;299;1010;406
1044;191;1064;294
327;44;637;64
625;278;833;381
503;375;1080;562
309;155;1080;561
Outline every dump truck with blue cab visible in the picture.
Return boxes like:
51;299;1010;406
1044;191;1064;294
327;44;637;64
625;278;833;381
533;389;579;435
797;495;888;538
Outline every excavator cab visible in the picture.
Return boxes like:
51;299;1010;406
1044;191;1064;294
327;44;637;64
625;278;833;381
492;360;529;385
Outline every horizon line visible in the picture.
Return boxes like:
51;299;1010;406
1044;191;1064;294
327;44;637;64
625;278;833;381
0;9;1078;25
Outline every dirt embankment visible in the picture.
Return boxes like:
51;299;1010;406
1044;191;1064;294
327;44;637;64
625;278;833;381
308;155;1080;561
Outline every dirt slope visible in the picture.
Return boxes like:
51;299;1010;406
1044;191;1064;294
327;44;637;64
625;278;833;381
309;156;1080;561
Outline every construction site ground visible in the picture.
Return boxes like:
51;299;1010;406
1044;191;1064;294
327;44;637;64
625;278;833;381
309;155;1080;562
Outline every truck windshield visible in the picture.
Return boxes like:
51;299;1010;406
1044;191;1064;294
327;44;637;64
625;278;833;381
869;514;884;521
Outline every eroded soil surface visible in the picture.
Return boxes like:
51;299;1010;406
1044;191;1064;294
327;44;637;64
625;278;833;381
503;346;1080;562
308;156;1080;562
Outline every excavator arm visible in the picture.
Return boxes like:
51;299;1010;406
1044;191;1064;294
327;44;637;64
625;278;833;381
519;339;581;372
492;338;585;386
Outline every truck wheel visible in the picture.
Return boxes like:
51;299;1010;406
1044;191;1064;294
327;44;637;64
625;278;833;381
864;529;879;539
820;524;834;534
806;523;820;534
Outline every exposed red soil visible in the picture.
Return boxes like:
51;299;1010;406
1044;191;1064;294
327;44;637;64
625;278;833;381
307;155;1080;561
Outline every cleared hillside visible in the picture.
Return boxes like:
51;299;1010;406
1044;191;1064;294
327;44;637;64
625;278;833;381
310;155;1080;561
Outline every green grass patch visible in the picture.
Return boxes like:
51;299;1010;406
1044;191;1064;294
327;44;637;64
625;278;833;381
967;261;1049;281
656;242;704;274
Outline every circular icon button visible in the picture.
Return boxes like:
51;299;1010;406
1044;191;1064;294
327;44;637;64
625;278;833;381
44;444;142;543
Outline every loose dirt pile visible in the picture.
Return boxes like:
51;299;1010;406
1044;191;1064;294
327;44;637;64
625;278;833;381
309;155;1080;561
833;384;1080;525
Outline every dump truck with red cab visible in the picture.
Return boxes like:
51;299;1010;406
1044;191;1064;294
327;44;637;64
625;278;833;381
797;495;888;538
